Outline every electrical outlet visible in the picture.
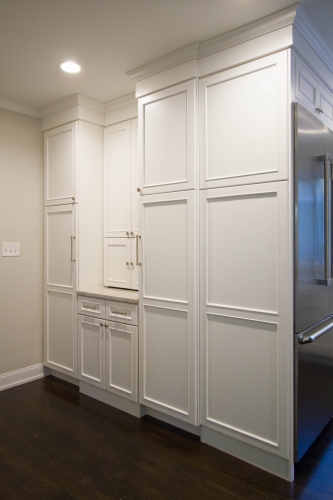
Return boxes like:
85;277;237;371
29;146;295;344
2;242;20;257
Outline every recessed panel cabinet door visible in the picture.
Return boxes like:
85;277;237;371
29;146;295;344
199;52;289;189
105;321;138;402
200;182;292;459
78;315;105;389
139;190;198;425
104;238;132;289
44;123;77;206
44;205;77;377
104;121;131;238
138;80;197;194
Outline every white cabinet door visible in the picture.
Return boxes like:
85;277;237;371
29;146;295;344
104;121;131;238
105;321;138;402
78;315;105;389
139;190;198;424
199;52;289;189
44;123;77;206
138;80;197;194
104;237;139;290
44;204;77;377
294;56;333;131
200;182;292;459
131;118;139;235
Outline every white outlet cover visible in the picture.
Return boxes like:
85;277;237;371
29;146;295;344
2;242;20;257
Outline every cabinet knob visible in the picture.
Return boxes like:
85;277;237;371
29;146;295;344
100;322;104;327
126;232;129;236
126;262;129;266
137;187;141;192
131;262;134;266
131;231;134;236
316;106;324;113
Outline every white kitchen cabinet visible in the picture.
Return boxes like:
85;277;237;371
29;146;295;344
44;204;77;377
104;237;139;290
105;321;138;402
139;190;198;425
199;52;289;189
44;122;77;206
138;80;197;194
199;181;292;459
44;120;104;378
77;295;139;402
104;118;138;238
78;315;105;389
294;55;333;130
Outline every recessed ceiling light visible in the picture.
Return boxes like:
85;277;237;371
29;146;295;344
59;61;81;73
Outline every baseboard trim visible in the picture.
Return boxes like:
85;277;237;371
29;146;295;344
0;364;49;391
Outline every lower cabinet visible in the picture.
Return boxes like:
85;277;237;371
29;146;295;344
77;295;138;402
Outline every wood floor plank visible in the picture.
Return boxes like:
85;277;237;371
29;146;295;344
0;376;332;500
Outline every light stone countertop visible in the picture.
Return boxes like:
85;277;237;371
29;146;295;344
77;287;139;304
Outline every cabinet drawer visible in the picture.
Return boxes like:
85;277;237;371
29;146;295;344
77;295;106;319
106;300;138;326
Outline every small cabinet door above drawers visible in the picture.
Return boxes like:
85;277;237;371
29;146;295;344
77;295;106;319
105;300;138;326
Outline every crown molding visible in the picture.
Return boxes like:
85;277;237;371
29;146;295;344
41;94;104;119
0;98;40;118
104;93;137;113
127;42;200;82
293;4;333;74
199;4;297;58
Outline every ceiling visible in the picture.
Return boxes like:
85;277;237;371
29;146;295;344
1;0;332;111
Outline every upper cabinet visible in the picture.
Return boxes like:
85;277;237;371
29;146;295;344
199;52;289;189
138;80;197;195
104;119;138;238
44;122;77;206
294;56;333;131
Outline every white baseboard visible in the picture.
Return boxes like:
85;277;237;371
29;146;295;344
0;364;49;391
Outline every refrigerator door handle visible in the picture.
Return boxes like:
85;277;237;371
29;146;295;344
318;155;333;286
298;316;333;344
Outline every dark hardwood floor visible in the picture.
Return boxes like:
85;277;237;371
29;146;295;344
0;376;332;500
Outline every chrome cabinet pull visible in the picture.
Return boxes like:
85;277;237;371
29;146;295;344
83;305;97;311
71;236;75;262
111;309;127;316
316;106;323;113
136;235;141;266
318;155;333;285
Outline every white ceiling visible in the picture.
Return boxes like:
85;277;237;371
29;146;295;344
1;0;332;111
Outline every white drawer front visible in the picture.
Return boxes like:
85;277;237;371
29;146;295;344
77;296;106;319
106;300;138;326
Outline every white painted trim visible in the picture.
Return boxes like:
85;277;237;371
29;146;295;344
41;94;104;119
0;98;40;118
146;408;201;436
199;4;297;59
0;364;49;391
49;369;79;386
104;93;137;113
201;426;294;482
80;381;145;418
293;5;333;74
127;4;333;83
127;43;200;82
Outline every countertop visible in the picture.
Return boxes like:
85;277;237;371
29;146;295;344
77;287;139;304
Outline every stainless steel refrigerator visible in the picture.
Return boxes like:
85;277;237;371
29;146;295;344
294;102;333;461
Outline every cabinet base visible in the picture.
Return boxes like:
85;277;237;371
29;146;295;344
201;426;294;482
80;381;145;418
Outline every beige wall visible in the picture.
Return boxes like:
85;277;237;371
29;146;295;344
0;108;43;375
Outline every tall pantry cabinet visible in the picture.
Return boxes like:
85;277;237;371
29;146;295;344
137;80;199;425
104;118;139;290
43;103;104;378
128;4;319;480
